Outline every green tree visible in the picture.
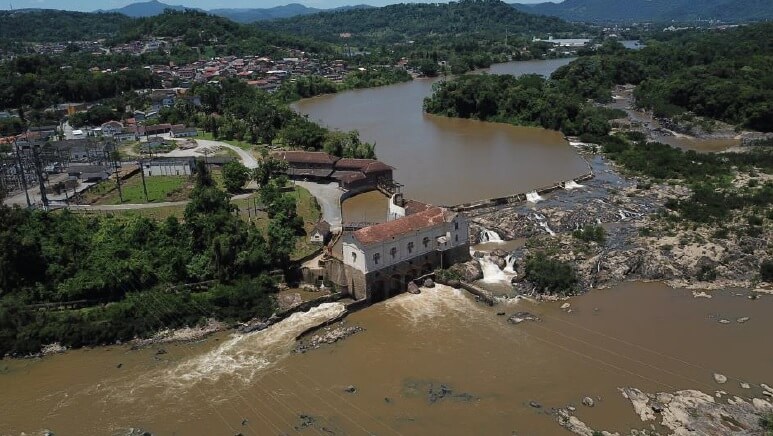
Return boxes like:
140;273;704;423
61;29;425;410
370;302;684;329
221;160;250;193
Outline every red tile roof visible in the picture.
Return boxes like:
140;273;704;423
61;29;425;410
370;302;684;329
274;150;338;166
352;206;450;245
334;158;393;174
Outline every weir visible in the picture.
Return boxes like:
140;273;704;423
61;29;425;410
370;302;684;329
449;170;594;212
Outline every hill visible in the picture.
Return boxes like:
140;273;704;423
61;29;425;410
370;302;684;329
104;0;199;17
511;0;773;23
0;9;133;42
264;0;586;43
211;4;374;23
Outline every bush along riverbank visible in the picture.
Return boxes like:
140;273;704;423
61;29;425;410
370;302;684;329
465;136;772;297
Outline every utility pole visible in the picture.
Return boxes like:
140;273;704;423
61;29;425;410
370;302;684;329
13;139;31;208
138;159;149;202
109;145;123;203
31;144;48;209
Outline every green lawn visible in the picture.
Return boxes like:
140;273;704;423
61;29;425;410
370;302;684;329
85;174;191;205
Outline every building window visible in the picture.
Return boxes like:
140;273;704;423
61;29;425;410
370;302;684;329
407;242;414;253
373;253;380;265
390;247;397;258
454;222;459;230
423;237;430;248
351;252;357;262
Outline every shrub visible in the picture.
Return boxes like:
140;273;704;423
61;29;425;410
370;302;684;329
696;264;717;282
524;252;577;295
761;260;773;282
573;225;606;244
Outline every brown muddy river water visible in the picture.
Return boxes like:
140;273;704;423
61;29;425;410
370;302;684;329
295;58;589;206
2;282;771;435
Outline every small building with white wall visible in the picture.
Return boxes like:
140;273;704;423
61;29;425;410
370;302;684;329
142;157;195;177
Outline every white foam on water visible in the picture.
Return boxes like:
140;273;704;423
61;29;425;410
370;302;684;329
479;229;503;243
538;221;556;236
384;284;481;325
120;302;347;396
564;180;585;190
526;191;544;203
479;256;518;285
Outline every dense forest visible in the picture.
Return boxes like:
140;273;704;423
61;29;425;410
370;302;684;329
560;24;773;131
0;160;309;356
426;23;773;133
264;0;586;43
513;0;773;23
423;73;617;136
264;0;591;73
0;10;133;42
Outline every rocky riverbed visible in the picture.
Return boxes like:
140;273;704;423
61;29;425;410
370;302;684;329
464;151;771;296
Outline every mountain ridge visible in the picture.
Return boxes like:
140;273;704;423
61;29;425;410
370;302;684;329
511;0;773;23
100;0;374;22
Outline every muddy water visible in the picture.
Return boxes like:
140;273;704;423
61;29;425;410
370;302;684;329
341;189;389;224
295;58;589;206
2;282;771;435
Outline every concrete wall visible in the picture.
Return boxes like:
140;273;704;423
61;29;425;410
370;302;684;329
336;243;471;302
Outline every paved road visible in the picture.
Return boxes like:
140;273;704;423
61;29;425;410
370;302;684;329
165;138;259;169
295;181;343;231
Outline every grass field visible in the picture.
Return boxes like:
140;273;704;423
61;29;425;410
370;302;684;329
84;174;191;205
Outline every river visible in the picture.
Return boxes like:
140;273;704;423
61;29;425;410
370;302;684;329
2;58;771;435
2;282;771;435
296;58;589;206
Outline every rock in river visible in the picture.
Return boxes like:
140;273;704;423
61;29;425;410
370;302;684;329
407;282;421;295
713;373;728;384
423;278;435;288
507;312;541;325
582;396;595;407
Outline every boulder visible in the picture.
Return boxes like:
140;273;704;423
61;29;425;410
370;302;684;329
447;279;461;288
344;385;357;393
492;256;507;270
423;278;435;288
473;251;485;258
582;396;595;407
529;401;542;408
492;249;508;258
507;312;541;325
560;303;571;310
407;282;421;295
713;373;727;384
450;261;483;282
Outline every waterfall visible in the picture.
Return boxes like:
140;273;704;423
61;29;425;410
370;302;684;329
504;255;516;274
564;180;585;190
479;229;503;243
479;256;509;283
526;191;544;203
532;212;556;237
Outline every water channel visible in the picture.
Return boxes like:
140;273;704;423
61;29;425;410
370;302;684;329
2;58;770;435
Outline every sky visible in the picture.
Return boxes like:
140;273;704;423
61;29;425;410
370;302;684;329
1;0;548;12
